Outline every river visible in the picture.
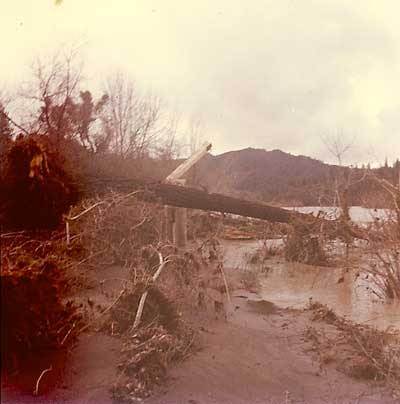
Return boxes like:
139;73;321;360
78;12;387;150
222;221;400;331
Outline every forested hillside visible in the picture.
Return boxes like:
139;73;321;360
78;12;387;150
194;148;400;207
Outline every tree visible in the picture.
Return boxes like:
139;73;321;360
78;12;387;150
321;131;354;166
320;131;365;262
23;49;83;145
154;113;182;160
69;90;109;153
103;73;161;158
18;49;110;153
321;131;357;217
187;115;206;155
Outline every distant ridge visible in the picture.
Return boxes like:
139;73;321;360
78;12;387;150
191;148;395;207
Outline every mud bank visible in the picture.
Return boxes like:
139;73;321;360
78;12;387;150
145;293;398;404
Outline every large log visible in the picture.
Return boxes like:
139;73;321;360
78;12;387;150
88;178;309;223
143;183;295;223
87;179;367;238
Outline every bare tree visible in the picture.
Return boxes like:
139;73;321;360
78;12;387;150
0;89;30;136
22;48;83;145
13;48;110;153
321;131;354;166
320;131;366;263
155;112;183;160
321;131;357;216
187;115;206;155
369;174;400;239
103;73;161;158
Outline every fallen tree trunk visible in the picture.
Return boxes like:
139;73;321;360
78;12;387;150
87;178;367;238
142;183;298;223
86;178;299;223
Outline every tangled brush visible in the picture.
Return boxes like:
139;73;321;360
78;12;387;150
1;232;82;393
307;302;400;394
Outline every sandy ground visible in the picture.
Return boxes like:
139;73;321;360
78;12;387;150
2;263;399;404
145;293;398;404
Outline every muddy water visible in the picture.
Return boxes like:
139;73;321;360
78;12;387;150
222;239;400;330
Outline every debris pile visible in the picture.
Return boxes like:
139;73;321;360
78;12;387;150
112;322;194;400
106;241;227;401
1;232;81;393
284;219;327;265
305;302;400;395
66;192;162;268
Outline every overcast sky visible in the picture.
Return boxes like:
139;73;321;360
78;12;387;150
1;0;399;165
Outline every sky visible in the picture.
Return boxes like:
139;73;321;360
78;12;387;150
1;0;400;165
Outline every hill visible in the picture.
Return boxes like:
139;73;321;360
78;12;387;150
191;148;397;207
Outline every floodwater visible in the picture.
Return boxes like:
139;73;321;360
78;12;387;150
283;206;391;224
222;238;400;331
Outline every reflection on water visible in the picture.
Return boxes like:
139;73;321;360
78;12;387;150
222;240;400;330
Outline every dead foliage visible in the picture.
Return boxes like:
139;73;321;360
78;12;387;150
166;239;228;317
364;214;400;300
284;219;327;265
112;324;194;401
0;187;229;399
187;211;222;239
366;247;400;300
253;242;282;261
222;215;288;240
0;135;79;230
66;192;162;269
240;245;276;291
0;231;82;393
66;195;228;400
309;301;338;324
283;206;369;266
0;193;160;395
107;242;227;401
188;212;288;241
306;302;400;394
107;280;194;400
